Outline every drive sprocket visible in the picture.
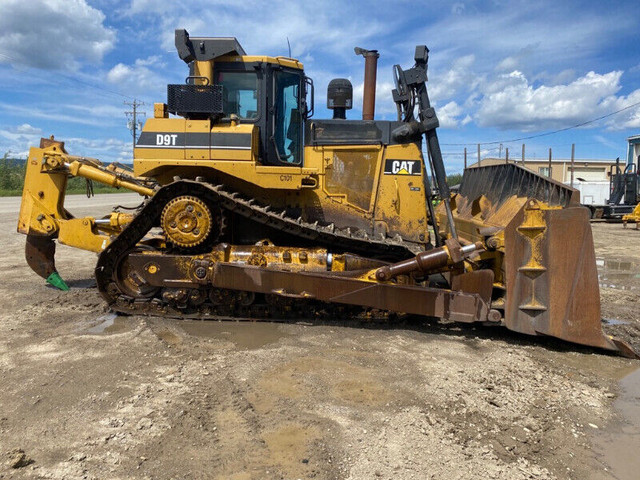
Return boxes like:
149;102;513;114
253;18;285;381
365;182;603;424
161;195;220;249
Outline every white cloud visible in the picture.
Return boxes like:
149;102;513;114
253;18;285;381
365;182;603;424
422;3;634;73
0;123;132;162
436;101;464;128
475;70;629;131
430;54;477;102
0;0;115;70
601;89;640;130
0;101;126;128
14;123;42;135
0;123;44;156
106;56;166;94
64;136;132;163
495;44;537;73
124;0;393;66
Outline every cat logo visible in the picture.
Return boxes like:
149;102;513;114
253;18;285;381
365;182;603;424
384;159;421;175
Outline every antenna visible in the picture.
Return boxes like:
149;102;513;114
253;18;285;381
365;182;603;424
286;37;292;58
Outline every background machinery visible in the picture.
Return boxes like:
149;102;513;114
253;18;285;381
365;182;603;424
589;157;640;222
17;29;637;357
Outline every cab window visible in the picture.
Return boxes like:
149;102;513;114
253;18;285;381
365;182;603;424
273;71;302;165
214;71;259;120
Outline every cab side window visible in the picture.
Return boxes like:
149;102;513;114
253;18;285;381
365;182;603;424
214;71;259;120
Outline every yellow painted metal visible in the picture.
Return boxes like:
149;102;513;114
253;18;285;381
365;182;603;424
18;146;68;236
209;123;256;161
514;202;548;313
373;144;429;244
134;113;430;245
133;118;185;162
57;218;111;253
136;244;390;286
161;196;212;248
65;159;154;196
189;55;302;86
216;55;303;70
106;212;135;229
18;141;145;254
210;244;333;272
186;119;211;161
622;203;640;228
322;146;382;212
193;60;213;84
154;103;168;119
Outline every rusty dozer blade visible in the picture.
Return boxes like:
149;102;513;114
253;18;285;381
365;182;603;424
25;234;68;291
447;164;638;358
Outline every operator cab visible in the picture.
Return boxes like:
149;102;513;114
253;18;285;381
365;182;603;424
212;60;308;166
170;29;312;167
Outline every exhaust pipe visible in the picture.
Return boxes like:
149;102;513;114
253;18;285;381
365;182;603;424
354;47;379;121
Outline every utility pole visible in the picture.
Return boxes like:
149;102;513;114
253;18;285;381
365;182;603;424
125;99;146;157
570;143;575;188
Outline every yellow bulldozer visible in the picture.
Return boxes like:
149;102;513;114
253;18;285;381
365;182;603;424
17;29;637;357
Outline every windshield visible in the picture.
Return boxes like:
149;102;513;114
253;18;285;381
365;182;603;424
214;70;259;120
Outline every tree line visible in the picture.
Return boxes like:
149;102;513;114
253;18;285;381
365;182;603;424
0;154;120;196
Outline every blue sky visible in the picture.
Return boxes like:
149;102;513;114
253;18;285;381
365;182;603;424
0;0;639;173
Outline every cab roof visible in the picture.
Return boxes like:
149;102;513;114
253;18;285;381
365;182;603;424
215;55;304;70
175;29;303;70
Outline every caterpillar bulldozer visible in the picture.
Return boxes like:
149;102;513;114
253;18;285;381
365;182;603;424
17;29;637;357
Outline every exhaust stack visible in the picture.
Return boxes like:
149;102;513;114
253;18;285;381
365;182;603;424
354;47;379;120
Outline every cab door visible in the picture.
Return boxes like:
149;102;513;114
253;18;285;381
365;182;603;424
269;69;304;166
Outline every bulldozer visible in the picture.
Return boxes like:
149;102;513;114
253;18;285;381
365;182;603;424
623;203;640;228
17;29;637;357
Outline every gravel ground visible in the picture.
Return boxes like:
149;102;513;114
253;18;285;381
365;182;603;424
0;195;638;479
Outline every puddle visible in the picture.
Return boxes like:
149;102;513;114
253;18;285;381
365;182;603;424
591;366;640;479
179;320;290;350
602;318;629;326
84;313;129;335
596;257;640;291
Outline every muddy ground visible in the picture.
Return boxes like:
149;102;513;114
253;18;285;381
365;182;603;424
0;195;639;480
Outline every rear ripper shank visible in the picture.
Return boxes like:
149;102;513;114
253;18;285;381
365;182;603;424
17;29;637;357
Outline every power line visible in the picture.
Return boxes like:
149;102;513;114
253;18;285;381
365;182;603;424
440;99;640;146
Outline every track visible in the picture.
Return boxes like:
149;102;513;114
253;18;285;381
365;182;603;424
95;179;421;319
